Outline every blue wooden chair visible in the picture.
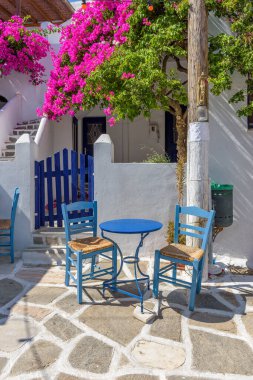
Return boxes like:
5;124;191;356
61;201;117;304
0;187;20;263
153;205;215;311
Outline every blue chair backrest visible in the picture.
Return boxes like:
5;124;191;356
174;205;215;251
11;188;20;228
61;201;97;242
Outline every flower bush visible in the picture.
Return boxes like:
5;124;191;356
39;0;133;120
0;16;50;85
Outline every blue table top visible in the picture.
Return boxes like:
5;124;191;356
99;219;163;234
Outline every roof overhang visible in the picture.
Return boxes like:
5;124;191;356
0;0;75;26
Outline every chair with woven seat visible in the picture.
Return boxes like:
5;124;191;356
0;187;20;263
153;205;215;311
61;201;117;304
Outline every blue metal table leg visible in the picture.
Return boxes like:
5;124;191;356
101;231;150;313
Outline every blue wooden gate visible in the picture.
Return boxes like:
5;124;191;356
35;148;94;229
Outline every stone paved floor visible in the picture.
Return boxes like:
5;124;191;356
0;256;253;380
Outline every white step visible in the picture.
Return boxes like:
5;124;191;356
22;247;66;267
2;149;15;157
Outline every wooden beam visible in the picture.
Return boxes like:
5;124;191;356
43;0;65;22
27;0;53;23
0;4;12;19
16;0;21;16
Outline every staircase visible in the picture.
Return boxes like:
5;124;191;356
22;227;67;267
1;119;40;159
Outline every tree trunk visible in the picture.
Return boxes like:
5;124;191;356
175;112;187;206
16;0;22;16
187;0;210;281
187;0;208;124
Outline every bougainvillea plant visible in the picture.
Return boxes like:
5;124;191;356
40;0;253;203
39;0;133;121
0;16;50;85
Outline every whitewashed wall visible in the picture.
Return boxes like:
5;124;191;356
0;134;35;253
94;134;177;257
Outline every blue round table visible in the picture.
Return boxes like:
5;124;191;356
99;218;163;312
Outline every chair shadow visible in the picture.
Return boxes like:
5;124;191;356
156;282;250;324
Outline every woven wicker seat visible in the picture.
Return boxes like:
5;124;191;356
160;243;204;262
0;219;11;230
68;237;113;254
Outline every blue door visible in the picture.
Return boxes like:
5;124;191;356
82;117;106;156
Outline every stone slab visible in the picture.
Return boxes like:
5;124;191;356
237;287;253;308
55;293;84;314
195;293;231;311
45;314;82;341
69;336;113;373
216;289;240;308
242;313;253;338
16;268;65;284
131;339;185;370
189;312;236;333
57;374;89;380
0;317;39;352
0;357;7;372
117;376;158;380
79;303;143;346
0;279;23;307
166;377;211;380
22;286;66;305
119;354;130;367
150;307;182;342
190;330;253;375
11;304;52;321
162;288;188;307
0;256;15;274
133;305;156;324
11;340;61;375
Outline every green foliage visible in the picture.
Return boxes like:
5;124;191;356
81;0;253;120
206;0;253;117
143;149;170;163
84;0;188;120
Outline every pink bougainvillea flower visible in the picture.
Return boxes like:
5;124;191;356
108;117;116;127
39;0;133;120
142;18;151;26
121;72;135;79
0;16;50;85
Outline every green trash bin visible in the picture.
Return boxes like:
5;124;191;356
211;183;233;228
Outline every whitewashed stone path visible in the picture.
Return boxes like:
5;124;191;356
0;256;253;380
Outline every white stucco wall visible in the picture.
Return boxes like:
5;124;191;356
0;134;35;252
94;134;177;257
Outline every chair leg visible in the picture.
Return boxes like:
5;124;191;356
196;259;204;294
77;252;83;304
65;247;71;286
153;250;161;298
189;260;199;311
112;245;117;289
90;255;96;279
10;232;14;264
172;263;177;284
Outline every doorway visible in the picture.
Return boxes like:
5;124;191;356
82;117;106;156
